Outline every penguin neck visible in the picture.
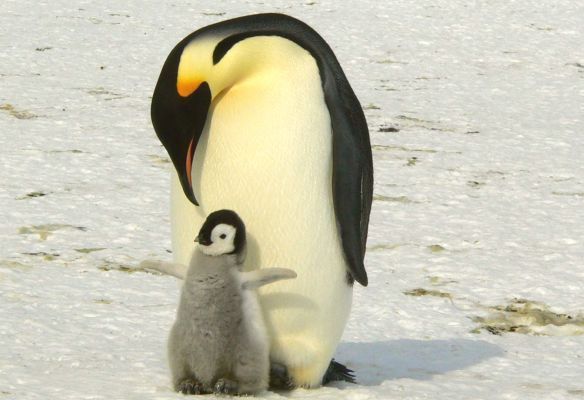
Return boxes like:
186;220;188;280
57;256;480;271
210;36;316;99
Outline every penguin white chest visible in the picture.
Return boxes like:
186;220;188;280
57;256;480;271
192;49;340;271
195;71;331;214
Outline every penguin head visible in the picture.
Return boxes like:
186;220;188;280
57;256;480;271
151;30;261;207
151;14;315;206
195;209;246;260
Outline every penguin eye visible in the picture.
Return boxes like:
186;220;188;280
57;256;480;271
219;234;227;240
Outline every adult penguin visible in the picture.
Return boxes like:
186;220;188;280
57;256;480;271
151;13;373;388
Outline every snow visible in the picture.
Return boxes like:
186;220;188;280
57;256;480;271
1;0;583;399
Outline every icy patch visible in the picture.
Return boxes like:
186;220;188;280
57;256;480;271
0;260;31;271
16;191;49;200
0;103;38;119
403;288;453;301
17;224;87;241
472;299;584;336
74;248;106;254
98;260;141;274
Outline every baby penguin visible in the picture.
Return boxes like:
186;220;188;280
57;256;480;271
168;209;297;395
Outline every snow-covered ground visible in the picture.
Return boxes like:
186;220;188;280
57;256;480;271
1;1;583;399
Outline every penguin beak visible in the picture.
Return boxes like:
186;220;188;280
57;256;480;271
177;76;203;98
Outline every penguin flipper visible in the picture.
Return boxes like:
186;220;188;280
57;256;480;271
240;268;297;290
139;260;187;279
326;78;373;287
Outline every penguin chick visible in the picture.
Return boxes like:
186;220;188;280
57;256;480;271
167;209;297;395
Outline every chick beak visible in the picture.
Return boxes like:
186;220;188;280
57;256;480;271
195;235;212;246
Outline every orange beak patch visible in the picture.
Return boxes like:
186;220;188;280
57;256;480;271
177;77;203;97
186;138;195;189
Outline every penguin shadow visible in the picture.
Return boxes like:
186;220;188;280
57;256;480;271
244;233;262;273
334;339;504;387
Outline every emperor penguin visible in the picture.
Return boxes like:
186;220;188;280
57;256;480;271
168;209;297;395
151;13;373;388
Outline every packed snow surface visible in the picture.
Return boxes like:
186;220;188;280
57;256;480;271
1;1;583;399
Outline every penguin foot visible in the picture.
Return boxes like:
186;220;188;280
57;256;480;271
322;359;356;385
214;378;239;395
269;363;294;390
177;378;210;394
269;359;356;389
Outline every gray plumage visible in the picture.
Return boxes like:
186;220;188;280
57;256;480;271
167;209;296;395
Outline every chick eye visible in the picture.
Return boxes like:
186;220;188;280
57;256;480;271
219;234;227;239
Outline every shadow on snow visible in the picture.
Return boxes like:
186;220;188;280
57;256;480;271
335;339;503;386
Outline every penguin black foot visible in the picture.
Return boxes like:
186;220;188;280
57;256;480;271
269;363;294;390
177;378;210;395
269;359;356;390
322;359;356;385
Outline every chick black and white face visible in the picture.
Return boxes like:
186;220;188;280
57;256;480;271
196;209;246;257
200;223;237;256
